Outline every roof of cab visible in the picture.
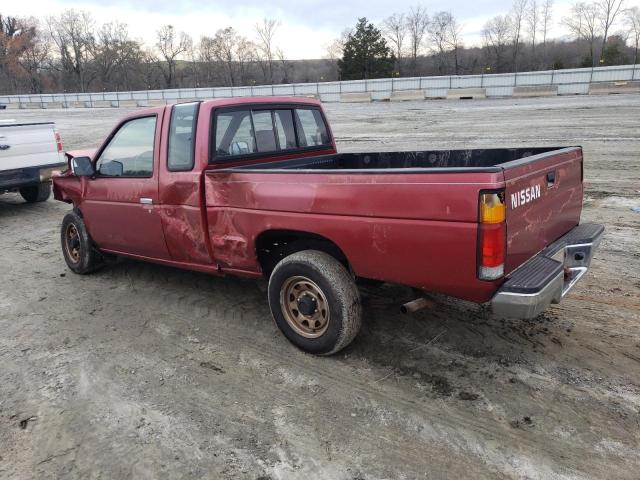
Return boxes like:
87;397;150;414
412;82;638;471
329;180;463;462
200;96;322;108
121;96;322;122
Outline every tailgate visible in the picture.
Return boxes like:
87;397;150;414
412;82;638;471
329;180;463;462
0;122;62;171
502;147;583;274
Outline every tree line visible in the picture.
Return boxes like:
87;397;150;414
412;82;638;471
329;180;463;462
0;1;639;95
336;0;639;80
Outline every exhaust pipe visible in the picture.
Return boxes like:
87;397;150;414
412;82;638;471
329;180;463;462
400;297;433;314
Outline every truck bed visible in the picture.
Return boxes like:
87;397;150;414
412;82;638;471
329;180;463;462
222;147;569;173
207;145;583;303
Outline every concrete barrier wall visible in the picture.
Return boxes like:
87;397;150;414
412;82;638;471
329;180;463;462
513;85;559;97
390;89;425;101
92;100;114;108
118;100;139;107
43;102;64;108
446;88;487;100
21;102;44;109
1;64;638;108
339;92;372;103
588;81;640;95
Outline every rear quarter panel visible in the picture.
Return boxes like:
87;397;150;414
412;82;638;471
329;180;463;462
205;170;505;303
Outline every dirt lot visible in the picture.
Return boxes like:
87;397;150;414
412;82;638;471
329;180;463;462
1;95;639;479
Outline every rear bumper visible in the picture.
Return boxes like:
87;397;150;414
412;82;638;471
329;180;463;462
491;223;604;319
0;163;65;192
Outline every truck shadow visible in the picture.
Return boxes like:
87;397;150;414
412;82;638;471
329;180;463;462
349;283;569;396
99;256;569;382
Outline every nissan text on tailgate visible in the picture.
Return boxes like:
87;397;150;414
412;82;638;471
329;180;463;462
52;97;603;355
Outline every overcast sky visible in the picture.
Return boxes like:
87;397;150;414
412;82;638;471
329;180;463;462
6;0;640;59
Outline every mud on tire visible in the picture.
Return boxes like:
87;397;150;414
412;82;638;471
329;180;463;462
61;211;103;274
268;250;362;355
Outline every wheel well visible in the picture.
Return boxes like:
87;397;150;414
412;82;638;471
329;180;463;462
255;230;350;277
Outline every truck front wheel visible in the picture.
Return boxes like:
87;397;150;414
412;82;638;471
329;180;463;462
19;182;51;203
61;211;103;274
267;250;362;355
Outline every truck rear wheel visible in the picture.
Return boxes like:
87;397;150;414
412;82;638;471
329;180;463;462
61;211;103;274
267;250;362;355
19;182;51;203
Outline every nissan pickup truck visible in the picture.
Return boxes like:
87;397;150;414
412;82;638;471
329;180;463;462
0;119;64;202
52;97;604;355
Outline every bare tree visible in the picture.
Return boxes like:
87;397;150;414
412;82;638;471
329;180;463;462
47;10;95;92
212;27;240;87
406;5;429;74
198;36;217;85
541;0;554;67
325;29;351;60
155;24;191;88
483;15;512;72
235;37;257;85
323;29;350;80
383;13;407;74
511;0;528;72
527;0;541;60
255;18;280;84
564;2;601;65
93;22;142;90
625;6;640;64
276;48;293;83
598;0;625;62
18;36;49;93
428;11;463;74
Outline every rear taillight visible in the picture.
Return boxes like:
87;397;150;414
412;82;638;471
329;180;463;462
55;131;63;153
478;191;506;280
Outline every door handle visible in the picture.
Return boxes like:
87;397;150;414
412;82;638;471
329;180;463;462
546;170;556;187
139;198;153;205
0;144;10;150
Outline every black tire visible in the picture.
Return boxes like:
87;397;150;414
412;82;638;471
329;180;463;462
61;211;103;274
19;182;51;203
268;250;362;355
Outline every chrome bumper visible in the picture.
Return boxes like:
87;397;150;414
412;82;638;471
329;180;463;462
491;223;604;319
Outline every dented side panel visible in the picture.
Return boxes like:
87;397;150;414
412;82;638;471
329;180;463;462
204;170;505;303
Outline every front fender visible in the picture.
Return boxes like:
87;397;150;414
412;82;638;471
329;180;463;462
53;173;82;204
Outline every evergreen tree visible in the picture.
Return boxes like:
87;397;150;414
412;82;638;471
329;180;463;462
338;18;395;80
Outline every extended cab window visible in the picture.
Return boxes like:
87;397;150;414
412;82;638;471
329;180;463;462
96;116;156;177
252;110;277;152
274;110;297;150
215;110;256;157
168;102;198;171
213;106;330;161
295;108;330;147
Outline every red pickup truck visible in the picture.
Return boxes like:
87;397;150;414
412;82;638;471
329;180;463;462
53;97;603;355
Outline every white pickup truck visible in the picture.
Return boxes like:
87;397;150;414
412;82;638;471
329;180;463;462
0;119;65;203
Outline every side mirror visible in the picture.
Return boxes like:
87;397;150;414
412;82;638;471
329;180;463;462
71;156;95;177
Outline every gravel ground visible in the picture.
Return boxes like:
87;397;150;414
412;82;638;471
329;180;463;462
1;94;639;480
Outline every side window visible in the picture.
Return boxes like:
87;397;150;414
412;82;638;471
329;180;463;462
295;108;330;147
274;110;297;150
168;102;198;171
96;116;156;177
215;110;256;157
252;110;277;152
